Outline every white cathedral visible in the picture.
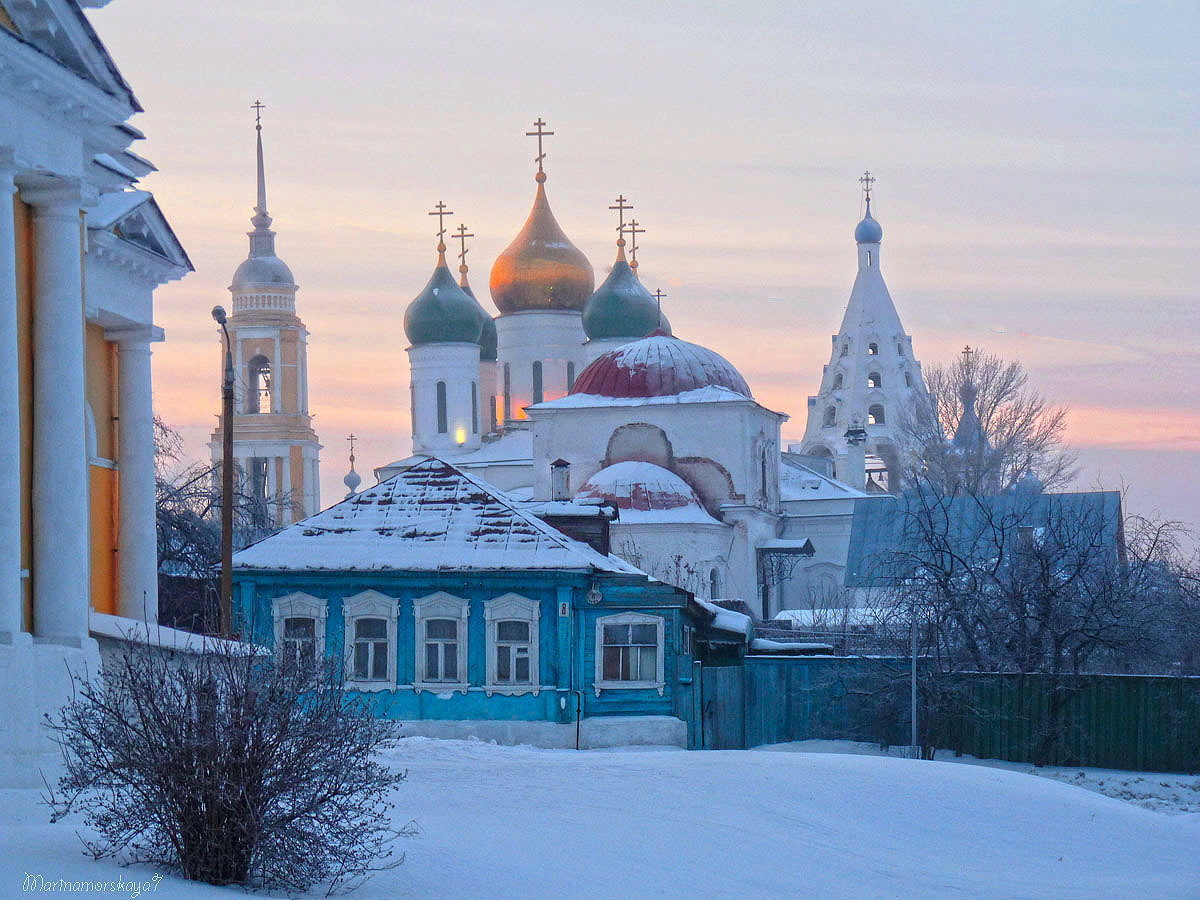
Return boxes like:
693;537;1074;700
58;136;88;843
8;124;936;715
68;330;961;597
341;125;930;620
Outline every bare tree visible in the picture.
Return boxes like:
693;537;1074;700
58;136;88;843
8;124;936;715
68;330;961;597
44;636;413;894
904;348;1078;494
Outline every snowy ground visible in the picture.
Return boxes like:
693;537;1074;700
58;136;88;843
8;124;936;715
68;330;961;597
2;738;1198;899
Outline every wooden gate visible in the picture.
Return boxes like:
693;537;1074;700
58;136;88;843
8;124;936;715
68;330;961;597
700;664;746;750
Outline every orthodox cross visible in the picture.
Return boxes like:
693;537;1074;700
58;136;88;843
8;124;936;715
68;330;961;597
526;117;554;174
625;219;646;270
251;99;266;128
428;201;453;246
859;170;875;204
347;433;357;467
653;288;666;316
609;195;633;244
961;344;973;362
453;224;474;271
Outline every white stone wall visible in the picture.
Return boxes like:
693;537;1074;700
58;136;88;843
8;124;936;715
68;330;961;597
496;310;585;422
409;342;484;455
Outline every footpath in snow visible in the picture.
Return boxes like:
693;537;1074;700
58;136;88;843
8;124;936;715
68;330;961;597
1;737;1197;899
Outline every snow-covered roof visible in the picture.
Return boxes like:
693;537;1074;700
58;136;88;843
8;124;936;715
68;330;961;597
773;607;879;629
531;384;752;411
779;455;869;502
577;461;723;525
750;638;834;654
757;537;816;553
376;428;534;480
694;596;753;641
89;612;263;656
233;458;643;575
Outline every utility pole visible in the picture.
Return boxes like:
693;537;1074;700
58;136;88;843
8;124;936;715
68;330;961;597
212;306;235;637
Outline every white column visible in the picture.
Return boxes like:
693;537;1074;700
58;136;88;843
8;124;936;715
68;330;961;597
112;332;158;622
28;183;90;643
0;160;22;640
280;452;291;524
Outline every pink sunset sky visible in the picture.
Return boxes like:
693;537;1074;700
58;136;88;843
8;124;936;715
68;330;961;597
90;1;1197;533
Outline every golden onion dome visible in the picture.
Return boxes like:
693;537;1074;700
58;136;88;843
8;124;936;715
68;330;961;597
489;174;595;314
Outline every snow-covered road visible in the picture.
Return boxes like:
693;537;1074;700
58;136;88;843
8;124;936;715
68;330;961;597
2;737;1197;898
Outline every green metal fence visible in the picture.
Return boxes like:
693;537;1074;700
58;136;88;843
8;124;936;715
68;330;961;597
717;657;1200;773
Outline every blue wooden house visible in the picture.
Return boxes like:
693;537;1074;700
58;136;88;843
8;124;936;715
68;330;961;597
232;458;719;747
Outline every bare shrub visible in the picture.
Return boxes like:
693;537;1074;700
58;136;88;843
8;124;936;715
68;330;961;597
44;638;412;895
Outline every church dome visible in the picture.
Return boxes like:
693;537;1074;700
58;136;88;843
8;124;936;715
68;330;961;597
855;212;883;244
232;254;295;289
577;461;719;524
489;179;594;314
460;280;498;360
571;332;753;400
404;255;484;346
582;250;661;341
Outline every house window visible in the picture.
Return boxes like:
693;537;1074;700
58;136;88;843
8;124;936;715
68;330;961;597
247;355;271;413
868;372;882;389
823;406;836;427
595;612;665;695
503;363;511;423
342;590;398;691
436;381;448;434
484;593;540;695
868;403;886;425
272;592;327;674
414;592;470;690
532;361;543;404
471;382;479;434
867;342;879;356
354;618;389;681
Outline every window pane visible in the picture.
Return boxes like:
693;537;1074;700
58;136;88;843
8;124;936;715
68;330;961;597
299;640;315;667
515;651;530;683
620;646;632;680
631;624;656;645
354;642;369;680
638;646;657;681
356;618;386;640
602;646;621;681
443;643;458;681
497;646;511;681
426;618;457;640
603;624;629;646
498;620;529;642
284;617;314;639
371;642;388;680
425;642;439;681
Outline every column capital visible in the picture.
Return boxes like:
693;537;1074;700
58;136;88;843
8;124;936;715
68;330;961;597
20;176;98;213
106;324;165;347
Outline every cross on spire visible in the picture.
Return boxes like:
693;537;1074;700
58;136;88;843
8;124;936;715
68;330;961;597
653;287;666;315
526;117;554;178
624;219;646;271
251;99;266;128
961;344;973;362
609;195;633;246
859;170;875;204
428;201;453;251
453;223;474;275
347;433;357;466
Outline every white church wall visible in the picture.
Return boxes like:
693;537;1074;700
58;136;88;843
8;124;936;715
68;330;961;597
609;522;734;599
408;342;483;455
497;310;585;423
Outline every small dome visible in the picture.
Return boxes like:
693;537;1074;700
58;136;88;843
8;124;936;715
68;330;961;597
232;254;295;289
577;461;719;524
343;467;362;497
855;212;883;244
489;181;594;313
582;253;661;340
404;259;484;346
461;280;498;360
571;332;752;400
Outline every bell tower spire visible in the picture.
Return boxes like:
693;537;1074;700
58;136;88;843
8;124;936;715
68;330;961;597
248;100;276;258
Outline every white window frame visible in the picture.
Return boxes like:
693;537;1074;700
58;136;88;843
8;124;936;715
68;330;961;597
484;593;540;697
342;589;399;692
271;592;327;671
594;612;666;697
413;591;470;694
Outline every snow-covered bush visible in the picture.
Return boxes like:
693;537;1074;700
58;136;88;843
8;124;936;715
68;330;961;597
44;638;412;894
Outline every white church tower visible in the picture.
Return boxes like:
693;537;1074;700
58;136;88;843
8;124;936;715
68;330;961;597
799;173;928;491
210;105;321;525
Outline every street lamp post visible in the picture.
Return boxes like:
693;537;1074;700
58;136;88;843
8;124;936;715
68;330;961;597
212;306;235;637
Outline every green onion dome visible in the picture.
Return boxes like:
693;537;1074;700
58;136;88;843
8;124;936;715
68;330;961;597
582;247;661;341
404;251;485;346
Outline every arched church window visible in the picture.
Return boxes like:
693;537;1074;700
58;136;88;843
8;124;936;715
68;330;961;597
532;361;543;405
760;447;769;498
503;363;512;424
567;361;576;393
867;372;882;389
904;372;913;388
823;406;837;427
832;373;843;390
840;343;849;358
436;381;448;434
709;568;720;599
897;342;905;357
471;382;479;435
867;342;879;356
866;250;872;267
868;404;885;425
489;396;498;433
248;355;272;414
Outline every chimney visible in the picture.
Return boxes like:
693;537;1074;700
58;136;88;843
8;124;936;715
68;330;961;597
550;459;571;501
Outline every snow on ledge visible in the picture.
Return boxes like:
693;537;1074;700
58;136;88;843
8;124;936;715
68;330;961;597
89;612;265;656
694;597;753;641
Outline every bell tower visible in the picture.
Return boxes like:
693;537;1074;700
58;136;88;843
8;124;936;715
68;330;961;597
210;103;321;525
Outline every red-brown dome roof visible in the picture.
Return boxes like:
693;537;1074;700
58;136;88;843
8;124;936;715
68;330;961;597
570;333;752;400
